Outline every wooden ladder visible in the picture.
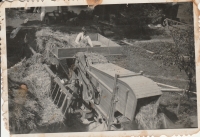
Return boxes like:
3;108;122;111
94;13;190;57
44;64;73;118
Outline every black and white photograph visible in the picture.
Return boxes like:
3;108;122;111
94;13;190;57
1;1;199;136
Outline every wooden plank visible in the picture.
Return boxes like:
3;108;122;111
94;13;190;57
121;40;154;54
44;64;72;98
55;47;122;58
144;74;189;82
54;77;72;98
99;21;115;27
117;73;141;78
124;90;129;114
125;93;134;120
88;33;98;41
161;88;185;92
58;59;70;79
57;92;63;106
44;64;56;78
97;34;120;47
50;84;57;97
64;99;72;116
98;86;112;117
156;82;179;89
108;74;119;130
115;87;127;115
161;88;197;95
61;95;67;111
87;71;113;93
108;40;120;47
54;88;60;102
51;46;58;57
98;34;109;46
89;101;108;120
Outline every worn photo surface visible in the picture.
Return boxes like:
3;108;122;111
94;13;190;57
5;2;197;135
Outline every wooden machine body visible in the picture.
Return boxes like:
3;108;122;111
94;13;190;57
91;64;162;121
51;33;122;59
75;53;162;122
49;33;162;123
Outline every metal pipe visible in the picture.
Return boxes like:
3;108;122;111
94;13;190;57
156;82;179;89
161;88;185;92
161;88;197;95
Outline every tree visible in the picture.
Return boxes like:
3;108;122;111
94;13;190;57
164;18;196;95
113;4;164;38
122;3;196;94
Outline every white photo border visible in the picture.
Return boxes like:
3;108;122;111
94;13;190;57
1;0;200;137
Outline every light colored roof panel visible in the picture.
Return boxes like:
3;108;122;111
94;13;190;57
91;63;162;99
91;63;135;77
121;76;161;99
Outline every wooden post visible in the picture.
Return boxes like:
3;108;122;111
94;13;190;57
50;84;57;98
57;92;63;106
124;89;129;114
108;74;119;130
176;95;181;115
54;88;60;103
64;99;72;116
57;59;70;79
61;95;67;111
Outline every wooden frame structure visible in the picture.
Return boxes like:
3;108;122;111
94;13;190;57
50;33;122;59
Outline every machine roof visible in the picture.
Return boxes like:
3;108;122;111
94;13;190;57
91;63;162;99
